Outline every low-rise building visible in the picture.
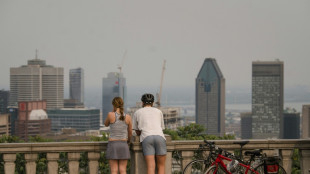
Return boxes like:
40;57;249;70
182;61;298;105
47;108;100;132
15;101;51;141
128;102;181;130
0;114;10;136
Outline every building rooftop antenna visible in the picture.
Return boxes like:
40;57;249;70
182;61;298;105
156;59;166;107
117;50;127;74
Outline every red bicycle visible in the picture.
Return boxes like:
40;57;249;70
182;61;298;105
183;140;261;174
204;145;260;174
183;140;286;174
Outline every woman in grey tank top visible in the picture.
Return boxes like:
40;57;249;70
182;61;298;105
104;97;132;174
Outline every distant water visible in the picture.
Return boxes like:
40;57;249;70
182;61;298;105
226;102;307;113
164;102;308;117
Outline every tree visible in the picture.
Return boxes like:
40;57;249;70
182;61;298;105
164;123;235;140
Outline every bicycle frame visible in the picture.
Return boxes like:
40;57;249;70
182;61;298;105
210;153;260;174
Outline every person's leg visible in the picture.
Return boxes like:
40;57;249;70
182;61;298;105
142;136;156;174
156;155;166;174
109;159;119;174
118;159;128;174
153;135;167;174
145;155;156;174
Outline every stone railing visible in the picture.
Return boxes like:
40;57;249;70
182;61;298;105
0;142;105;174
0;137;310;174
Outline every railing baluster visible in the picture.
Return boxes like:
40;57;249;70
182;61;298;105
181;151;194;174
88;152;100;174
281;149;293;174
3;154;16;174
25;153;37;174
47;153;60;174
300;149;310;174
68;152;80;174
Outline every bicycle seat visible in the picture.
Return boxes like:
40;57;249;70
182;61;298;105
233;141;249;147
244;150;261;156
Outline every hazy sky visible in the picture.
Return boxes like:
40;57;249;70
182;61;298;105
1;0;310;93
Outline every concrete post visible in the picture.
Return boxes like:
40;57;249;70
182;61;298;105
181;151;194;174
130;136;147;174
68;152;80;174
300;149;310;174
281;149;293;174
88;152;100;174
47;153;59;174
25;153;37;174
165;135;173;174
3;154;16;174
263;149;277;157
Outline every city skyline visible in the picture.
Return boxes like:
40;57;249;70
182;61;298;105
0;1;310;94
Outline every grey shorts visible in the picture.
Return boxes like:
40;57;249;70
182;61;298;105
142;135;167;156
106;141;130;160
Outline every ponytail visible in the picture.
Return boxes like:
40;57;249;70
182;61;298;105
112;97;125;121
119;106;125;121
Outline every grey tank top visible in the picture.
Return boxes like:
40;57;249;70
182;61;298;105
109;112;128;140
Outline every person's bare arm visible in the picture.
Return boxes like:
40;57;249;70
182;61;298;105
127;115;132;143
104;113;111;127
135;130;141;136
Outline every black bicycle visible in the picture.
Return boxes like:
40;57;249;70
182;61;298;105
182;140;217;174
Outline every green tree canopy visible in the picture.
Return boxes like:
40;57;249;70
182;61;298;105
164;123;235;140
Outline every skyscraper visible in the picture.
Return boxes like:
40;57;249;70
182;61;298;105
252;60;284;139
69;68;84;104
196;58;225;136
10;55;64;109
102;72;126;123
302;105;310;139
240;112;252;139
283;112;300;139
0;90;9;114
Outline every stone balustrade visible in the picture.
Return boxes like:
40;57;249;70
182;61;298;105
0;137;309;173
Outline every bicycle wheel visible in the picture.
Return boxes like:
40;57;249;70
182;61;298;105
183;160;209;174
254;164;287;174
205;165;227;174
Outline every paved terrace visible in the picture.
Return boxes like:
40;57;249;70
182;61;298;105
0;136;309;174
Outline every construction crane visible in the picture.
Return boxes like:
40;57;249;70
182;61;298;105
117;50;127;74
156;60;166;107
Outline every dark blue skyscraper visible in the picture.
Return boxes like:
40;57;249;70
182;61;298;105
69;68;84;104
0;90;10;114
241;112;252;139
196;58;225;136
102;72;126;123
283;112;300;139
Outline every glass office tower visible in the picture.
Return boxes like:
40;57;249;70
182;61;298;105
69;68;84;104
102;72;126;123
196;58;225;136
